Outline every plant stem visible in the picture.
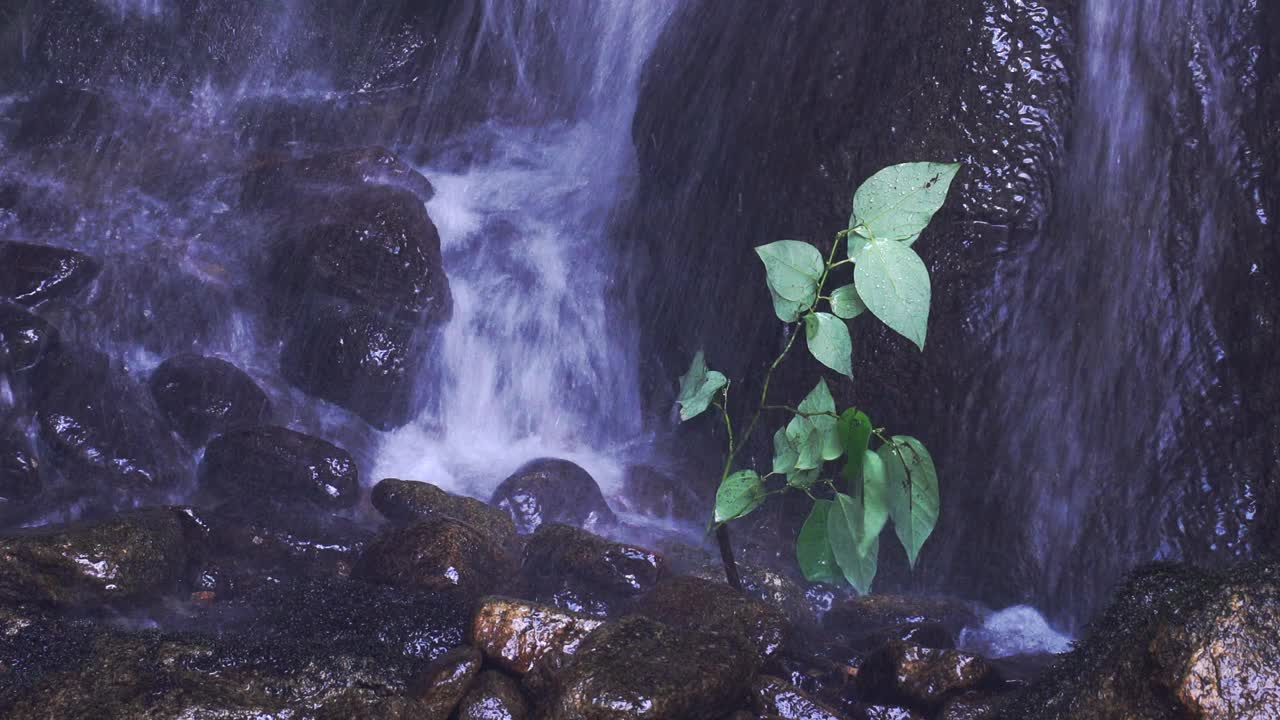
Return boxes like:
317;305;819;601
715;524;742;590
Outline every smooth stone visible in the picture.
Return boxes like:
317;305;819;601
0;303;59;373
199;426;359;509
148;354;272;447
354;519;508;596
490;458;616;535
372;478;516;545
456;670;530;720
469;596;604;675
0;240;99;306
522;523;665;616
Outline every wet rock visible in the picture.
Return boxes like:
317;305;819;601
280;301;432;430
636;574;790;662
859;707;925;720
0;240;99;306
938;693;1000;720
354;518;508;596
619;463;705;523
858;641;994;710
469;596;605;675
199;426;358;509
31;350;191;499
690;560;818;632
0;428;41;520
0;304;59;373
457;670;530;720
148;354;272;447
490;458;616;534
372;478;517;544
242;146;435;210
536;615;760;720
846;622;955;652
752;675;848;720
522;523;665;615
202;504;373;585
998;561;1280;720
409;645;483;720
0;507;191;609
269;184;451;324
826;595;978;644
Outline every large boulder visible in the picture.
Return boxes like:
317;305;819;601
636;574;790;662
533;615;760;720
148;354;272;447
0;507;193;609
372;477;517;544
200;504;373;588
996;561;1280;720
0;240;99;306
469;596;605;675
490;458;616;534
522;523;665;615
198;426;359;508
354;519;509;596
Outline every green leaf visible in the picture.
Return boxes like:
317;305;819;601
797;379;841;461
837;408;872;481
785;415;823;471
830;284;867;319
878;436;940;568
854;239;931;351
676;351;728;421
858;450;889;557
828;493;879;595
756;241;824;322
786;467;820;490
714;470;766;524
850;162;960;242
804;312;853;377
772;426;798;475
797;500;841;584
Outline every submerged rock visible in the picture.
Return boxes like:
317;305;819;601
997;561;1280;720
457;670;531;720
522;523;665;615
354;519;508;596
490;458;616;534
199;426;359;508
535;615;759;720
0;507;192;609
0;303;59;373
409;645;483;720
0;240;99;306
242;146;435;210
372;478;516;544
469;596;605;675
148;354;272;447
636;574;790;662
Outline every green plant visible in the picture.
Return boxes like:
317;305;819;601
677;162;960;594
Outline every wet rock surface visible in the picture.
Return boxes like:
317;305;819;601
522;523;665;615
858;641;994;710
751;674;847;720
373;477;517;544
409;645;484;720
147;354;272;447
0;507;192;609
355;518;509;596
242;146;435;209
201;504;372;587
469;596;605;675
0;303;59;373
198;425;359;508
535;615;760;720
0;240;100;306
457;670;531;720
0;427;42;520
636;574;790;662
490;457;616;534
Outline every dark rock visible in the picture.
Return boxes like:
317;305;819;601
535;615;760;720
199;426;358;509
409;645;483;720
0;240;99;306
457;670;530;720
938;693;1000;720
0;507;191;609
469;596;604;675
269;184;451;324
280;301;432;430
636;574;790;662
490;458;616;534
825;595;978;643
690;560;818;632
148;354;272;447
31;350;192;499
0;428;42;519
751;675;848;720
522;523;665;616
997;561;1280;720
858;642;994;710
372;478;517;544
354;519;508;596
619;463;705;523
859;707;925;720
202;504;373;585
242;146;435;210
0;304;59;373
846;622;956;652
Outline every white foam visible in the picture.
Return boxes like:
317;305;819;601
959;605;1073;658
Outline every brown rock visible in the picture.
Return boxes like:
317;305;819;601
456;670;530;720
372;478;516;544
469;596;604;675
858;641;993;709
523;523;665;615
636;575;790;661
408;645;483;720
751;675;847;720
354;519;508;595
825;595;978;642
